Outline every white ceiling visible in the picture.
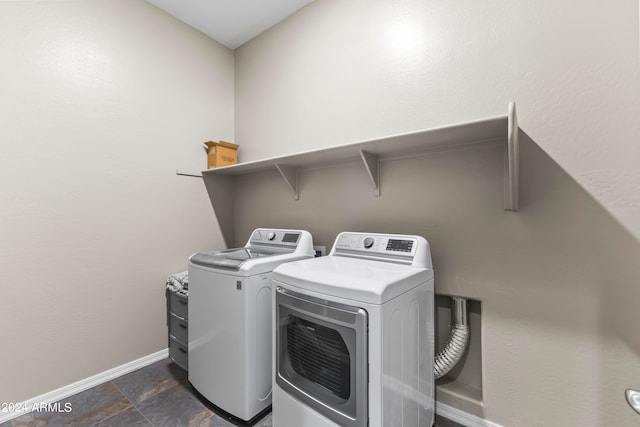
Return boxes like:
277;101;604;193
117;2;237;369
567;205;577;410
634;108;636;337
146;0;313;49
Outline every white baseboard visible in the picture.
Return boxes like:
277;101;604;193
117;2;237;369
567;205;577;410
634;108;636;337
0;349;168;424
436;401;504;427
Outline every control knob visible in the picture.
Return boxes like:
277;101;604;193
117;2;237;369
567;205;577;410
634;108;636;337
267;232;276;241
363;237;374;249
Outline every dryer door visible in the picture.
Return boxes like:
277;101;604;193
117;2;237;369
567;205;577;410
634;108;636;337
275;287;368;427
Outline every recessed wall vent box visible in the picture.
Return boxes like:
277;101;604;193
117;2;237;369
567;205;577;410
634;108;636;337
204;141;239;168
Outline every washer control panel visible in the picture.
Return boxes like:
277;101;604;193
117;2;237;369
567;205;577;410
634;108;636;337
250;229;301;247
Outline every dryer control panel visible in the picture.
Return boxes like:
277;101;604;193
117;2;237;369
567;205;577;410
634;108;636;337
331;232;432;268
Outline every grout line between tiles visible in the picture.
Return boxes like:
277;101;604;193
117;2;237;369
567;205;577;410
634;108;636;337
85;381;139;427
109;380;156;427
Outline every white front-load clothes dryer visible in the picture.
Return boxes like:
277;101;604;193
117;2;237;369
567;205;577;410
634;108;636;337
188;228;314;422
272;232;435;427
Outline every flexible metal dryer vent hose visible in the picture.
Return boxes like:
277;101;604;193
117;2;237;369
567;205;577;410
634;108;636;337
434;296;470;380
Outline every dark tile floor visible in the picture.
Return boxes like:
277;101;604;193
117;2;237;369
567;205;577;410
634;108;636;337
1;358;463;427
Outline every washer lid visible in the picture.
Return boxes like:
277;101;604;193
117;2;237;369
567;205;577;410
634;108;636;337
272;255;433;304
190;247;278;270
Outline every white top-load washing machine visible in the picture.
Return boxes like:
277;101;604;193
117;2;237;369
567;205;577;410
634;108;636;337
272;232;434;427
188;228;314;422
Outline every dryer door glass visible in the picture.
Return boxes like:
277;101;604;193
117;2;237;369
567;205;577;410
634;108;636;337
275;287;368;427
286;314;351;399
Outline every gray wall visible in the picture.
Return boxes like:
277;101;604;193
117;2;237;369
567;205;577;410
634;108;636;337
233;1;640;424
235;0;640;241
0;0;231;402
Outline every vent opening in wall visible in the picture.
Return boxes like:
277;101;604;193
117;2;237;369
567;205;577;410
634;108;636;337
435;295;482;404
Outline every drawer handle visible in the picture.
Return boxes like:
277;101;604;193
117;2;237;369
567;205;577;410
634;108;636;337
169;312;186;321
178;300;187;305
179;324;187;329
178;347;187;354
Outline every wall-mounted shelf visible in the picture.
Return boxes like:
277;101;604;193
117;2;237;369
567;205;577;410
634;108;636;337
202;102;519;247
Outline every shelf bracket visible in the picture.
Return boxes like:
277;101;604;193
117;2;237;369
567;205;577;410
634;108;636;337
360;149;380;197
176;169;203;178
202;174;236;248
274;164;299;200
504;101;519;211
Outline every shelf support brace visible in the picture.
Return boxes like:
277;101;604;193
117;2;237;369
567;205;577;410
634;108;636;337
202;174;236;248
176;169;203;178
360;150;380;197
504;101;519;211
274;164;299;200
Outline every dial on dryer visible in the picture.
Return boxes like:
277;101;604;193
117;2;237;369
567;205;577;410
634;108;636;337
363;237;374;248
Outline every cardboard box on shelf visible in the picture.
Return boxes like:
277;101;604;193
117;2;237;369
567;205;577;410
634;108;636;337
204;141;239;168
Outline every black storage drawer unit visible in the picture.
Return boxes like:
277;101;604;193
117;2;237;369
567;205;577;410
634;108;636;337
166;287;188;371
167;290;188;320
168;312;188;343
169;334;188;370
